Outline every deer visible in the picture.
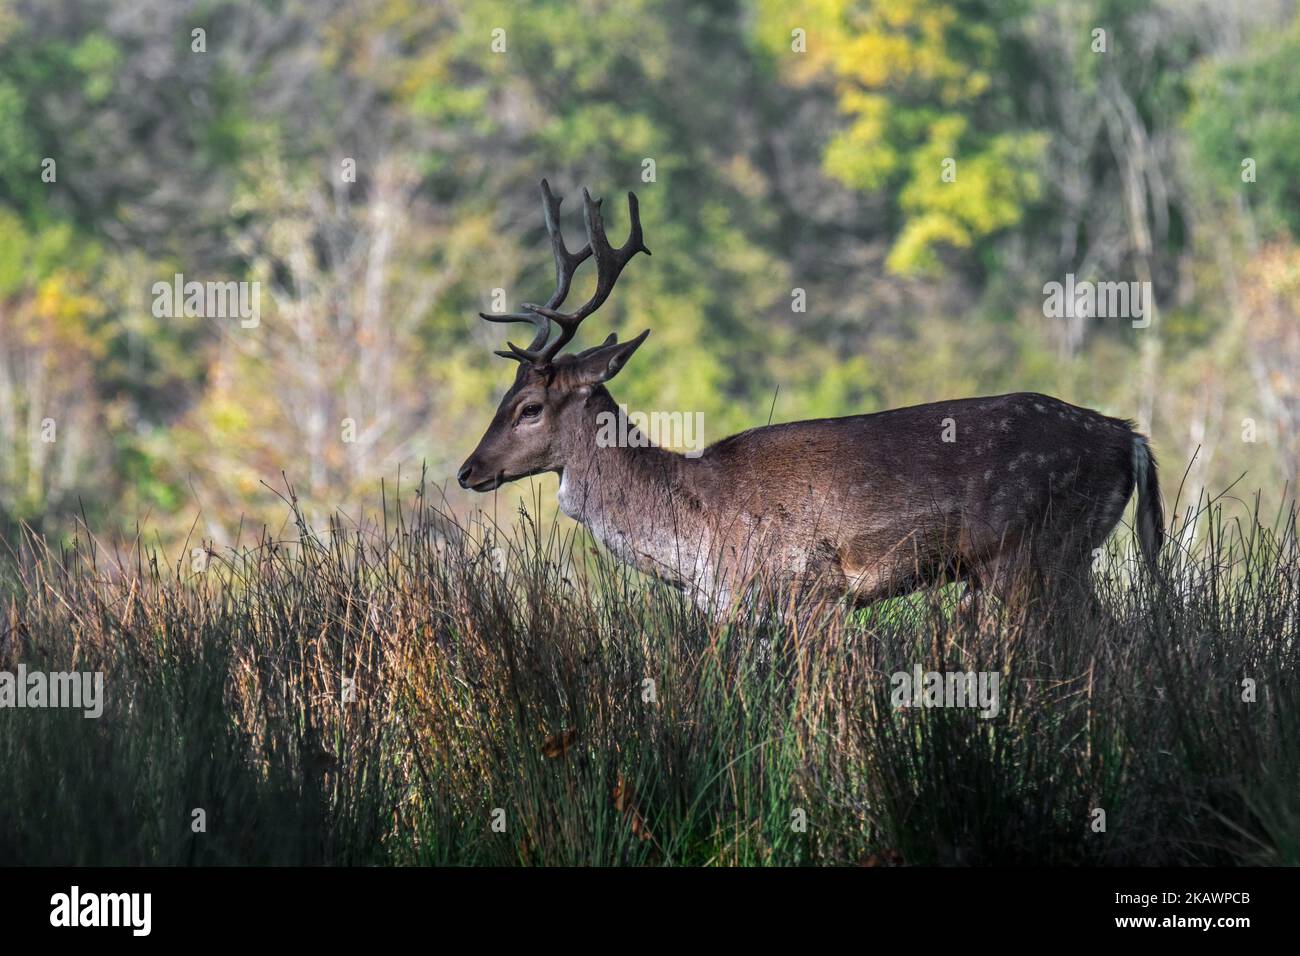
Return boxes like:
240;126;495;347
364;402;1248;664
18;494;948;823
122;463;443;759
458;180;1164;616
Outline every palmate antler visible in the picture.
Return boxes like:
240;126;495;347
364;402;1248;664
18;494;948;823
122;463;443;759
479;179;650;366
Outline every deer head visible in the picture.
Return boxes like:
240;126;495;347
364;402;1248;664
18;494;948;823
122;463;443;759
458;180;651;492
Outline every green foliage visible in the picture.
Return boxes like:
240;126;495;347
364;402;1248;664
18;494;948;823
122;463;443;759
0;22;124;220
758;0;1045;274
0;0;1296;549
1186;19;1300;238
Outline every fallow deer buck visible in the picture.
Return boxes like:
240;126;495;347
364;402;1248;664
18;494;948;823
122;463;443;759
458;181;1164;614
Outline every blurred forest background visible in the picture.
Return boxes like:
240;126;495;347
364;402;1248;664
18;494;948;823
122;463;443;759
2;0;1299;550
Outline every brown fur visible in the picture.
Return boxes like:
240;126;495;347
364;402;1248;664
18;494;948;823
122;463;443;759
461;367;1159;612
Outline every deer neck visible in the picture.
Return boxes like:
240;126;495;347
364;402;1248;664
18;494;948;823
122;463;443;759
555;388;699;573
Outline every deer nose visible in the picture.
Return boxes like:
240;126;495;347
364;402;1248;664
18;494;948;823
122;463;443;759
457;462;473;489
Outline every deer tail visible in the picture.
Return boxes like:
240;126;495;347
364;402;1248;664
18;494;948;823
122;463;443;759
1131;434;1164;571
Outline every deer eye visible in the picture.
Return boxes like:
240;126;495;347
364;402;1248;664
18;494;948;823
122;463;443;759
519;402;543;421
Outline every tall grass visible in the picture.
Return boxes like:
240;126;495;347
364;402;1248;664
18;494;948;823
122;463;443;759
1;478;1297;865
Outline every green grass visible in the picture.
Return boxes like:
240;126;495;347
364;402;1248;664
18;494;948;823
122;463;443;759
1;481;1298;865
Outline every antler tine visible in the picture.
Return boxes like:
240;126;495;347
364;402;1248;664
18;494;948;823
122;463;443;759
523;187;651;364
478;178;593;362
539;178;593;312
480;309;550;361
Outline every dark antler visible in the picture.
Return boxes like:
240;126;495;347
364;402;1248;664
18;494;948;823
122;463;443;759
480;179;649;365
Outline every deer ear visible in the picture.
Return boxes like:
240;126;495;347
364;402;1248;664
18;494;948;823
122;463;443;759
569;329;650;386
